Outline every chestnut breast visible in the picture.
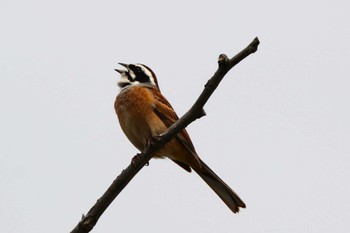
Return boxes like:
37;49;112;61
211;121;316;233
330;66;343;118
115;85;168;152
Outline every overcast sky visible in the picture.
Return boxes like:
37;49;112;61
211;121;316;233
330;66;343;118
1;0;349;232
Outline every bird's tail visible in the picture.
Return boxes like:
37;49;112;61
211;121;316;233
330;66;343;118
192;159;246;213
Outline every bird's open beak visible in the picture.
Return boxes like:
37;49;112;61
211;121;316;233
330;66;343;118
118;63;128;69
114;69;124;73
115;63;129;73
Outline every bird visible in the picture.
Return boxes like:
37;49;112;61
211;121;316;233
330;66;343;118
114;63;246;213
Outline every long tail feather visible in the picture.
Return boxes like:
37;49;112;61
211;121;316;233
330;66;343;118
193;159;246;213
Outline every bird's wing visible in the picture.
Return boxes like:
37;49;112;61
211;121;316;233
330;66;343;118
149;87;201;170
151;88;195;150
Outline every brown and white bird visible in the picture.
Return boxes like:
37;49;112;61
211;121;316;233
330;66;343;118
114;63;245;213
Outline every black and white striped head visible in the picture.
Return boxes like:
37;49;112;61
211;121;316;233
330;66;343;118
115;63;159;90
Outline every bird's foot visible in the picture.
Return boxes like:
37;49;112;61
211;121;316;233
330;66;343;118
148;135;162;147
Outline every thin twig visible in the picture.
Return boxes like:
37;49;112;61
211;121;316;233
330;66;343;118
70;37;260;233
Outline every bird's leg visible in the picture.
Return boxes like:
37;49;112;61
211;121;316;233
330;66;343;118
131;135;162;167
148;134;161;147
131;134;163;167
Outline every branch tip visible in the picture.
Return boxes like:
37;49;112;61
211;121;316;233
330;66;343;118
218;54;229;66
249;37;260;53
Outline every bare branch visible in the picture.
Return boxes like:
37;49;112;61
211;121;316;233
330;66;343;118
70;37;260;233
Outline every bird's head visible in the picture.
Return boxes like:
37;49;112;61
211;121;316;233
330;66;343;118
115;63;159;90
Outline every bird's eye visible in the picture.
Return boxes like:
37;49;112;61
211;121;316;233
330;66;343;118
135;66;142;73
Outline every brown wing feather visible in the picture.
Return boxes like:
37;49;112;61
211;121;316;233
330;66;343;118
148;86;200;170
150;88;196;151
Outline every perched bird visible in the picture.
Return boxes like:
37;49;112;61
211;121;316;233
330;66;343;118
114;63;245;213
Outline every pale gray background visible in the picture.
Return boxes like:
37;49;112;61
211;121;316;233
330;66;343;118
1;0;349;232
